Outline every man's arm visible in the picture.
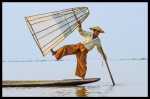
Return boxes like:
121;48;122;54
100;44;107;60
77;20;83;33
77;20;82;29
97;44;107;60
77;20;90;37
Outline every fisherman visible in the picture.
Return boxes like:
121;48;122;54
50;20;107;81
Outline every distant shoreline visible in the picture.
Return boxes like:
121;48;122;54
2;58;148;62
119;58;147;60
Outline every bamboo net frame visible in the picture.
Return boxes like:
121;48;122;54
25;7;90;56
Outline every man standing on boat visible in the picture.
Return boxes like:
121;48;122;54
50;20;107;81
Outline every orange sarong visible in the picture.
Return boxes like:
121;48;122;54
54;42;89;78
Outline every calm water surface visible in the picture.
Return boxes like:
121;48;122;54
2;60;148;97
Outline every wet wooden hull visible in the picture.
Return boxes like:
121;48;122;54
2;78;100;87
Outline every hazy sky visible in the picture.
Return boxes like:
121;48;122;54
2;2;148;61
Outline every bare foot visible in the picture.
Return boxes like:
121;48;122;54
50;49;56;56
81;77;85;81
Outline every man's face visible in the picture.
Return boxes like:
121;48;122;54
94;30;100;37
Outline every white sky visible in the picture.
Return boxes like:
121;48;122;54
2;2;148;61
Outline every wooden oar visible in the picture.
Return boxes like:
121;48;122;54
100;45;115;85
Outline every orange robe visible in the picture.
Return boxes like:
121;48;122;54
54;42;88;78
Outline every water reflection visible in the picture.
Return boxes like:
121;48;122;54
75;85;115;97
102;85;114;96
75;86;87;97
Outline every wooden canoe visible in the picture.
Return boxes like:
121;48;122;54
2;78;100;87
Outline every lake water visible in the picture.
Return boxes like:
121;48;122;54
2;60;148;97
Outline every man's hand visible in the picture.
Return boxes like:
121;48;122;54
103;55;107;60
77;20;81;24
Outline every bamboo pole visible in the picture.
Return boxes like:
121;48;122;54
100;45;115;85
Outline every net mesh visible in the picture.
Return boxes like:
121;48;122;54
25;7;90;56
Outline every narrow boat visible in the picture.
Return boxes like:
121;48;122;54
2;78;100;87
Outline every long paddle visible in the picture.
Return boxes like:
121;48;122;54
100;45;115;85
